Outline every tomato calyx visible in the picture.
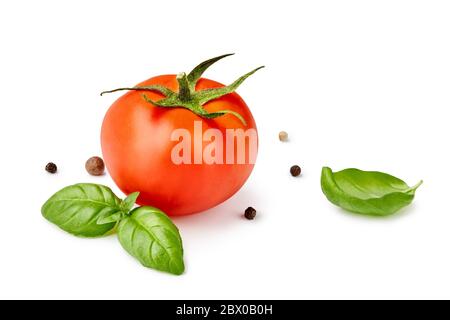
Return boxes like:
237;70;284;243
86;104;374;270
100;54;264;126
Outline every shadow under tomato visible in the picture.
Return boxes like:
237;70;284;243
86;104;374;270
171;187;260;233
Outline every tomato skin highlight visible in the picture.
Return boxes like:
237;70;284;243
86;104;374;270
101;75;258;216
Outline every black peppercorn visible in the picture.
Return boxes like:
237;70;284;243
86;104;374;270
45;162;57;174
244;207;257;220
290;165;301;177
85;156;105;176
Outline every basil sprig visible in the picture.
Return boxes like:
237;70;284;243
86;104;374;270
321;167;422;216
41;183;184;275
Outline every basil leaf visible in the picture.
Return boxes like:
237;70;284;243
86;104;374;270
120;192;140;212
97;212;122;225
41;183;123;237
321;167;422;216
117;206;184;275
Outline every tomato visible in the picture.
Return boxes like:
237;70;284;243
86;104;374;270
101;55;262;216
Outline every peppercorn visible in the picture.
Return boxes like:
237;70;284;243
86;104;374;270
244;207;257;220
45;162;57;174
290;165;301;177
279;131;288;142
85;156;105;176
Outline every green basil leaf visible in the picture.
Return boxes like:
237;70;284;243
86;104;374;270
321;167;422;216
41;183;123;237
117;206;184;275
120;192;140;212
97;212;122;225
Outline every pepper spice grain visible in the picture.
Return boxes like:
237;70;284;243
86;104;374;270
290;165;301;177
85;156;105;176
244;207;257;220
45;162;57;174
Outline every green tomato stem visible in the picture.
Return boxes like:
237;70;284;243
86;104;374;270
176;72;191;102
100;54;263;126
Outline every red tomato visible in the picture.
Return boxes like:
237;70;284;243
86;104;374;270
101;72;259;216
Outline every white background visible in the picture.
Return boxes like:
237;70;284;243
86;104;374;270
0;0;449;300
